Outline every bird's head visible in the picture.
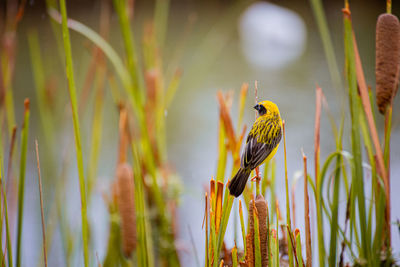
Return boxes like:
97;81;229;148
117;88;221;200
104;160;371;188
254;100;280;117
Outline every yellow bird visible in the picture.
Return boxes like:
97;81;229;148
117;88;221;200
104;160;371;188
229;100;282;197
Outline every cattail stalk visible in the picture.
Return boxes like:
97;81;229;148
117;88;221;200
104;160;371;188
283;120;294;266
239;200;247;258
35;141;47;267
302;153;312;267
314;86;325;265
204;193;209;267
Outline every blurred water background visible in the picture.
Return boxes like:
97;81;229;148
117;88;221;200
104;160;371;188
5;0;400;266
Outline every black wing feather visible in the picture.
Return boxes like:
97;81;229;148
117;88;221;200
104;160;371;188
241;124;282;170
241;138;273;170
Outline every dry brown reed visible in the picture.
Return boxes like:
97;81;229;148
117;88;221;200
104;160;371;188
287;226;299;266
215;181;224;233
217;91;237;155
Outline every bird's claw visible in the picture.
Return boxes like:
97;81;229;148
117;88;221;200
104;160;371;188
251;167;261;182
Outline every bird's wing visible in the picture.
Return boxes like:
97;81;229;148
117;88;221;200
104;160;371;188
241;137;272;169
241;121;282;170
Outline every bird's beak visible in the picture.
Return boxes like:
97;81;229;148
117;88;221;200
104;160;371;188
254;104;260;111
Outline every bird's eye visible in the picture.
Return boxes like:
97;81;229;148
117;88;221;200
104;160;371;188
258;105;267;115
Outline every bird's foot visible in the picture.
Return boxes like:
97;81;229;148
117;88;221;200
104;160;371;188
251;175;261;182
251;167;261;182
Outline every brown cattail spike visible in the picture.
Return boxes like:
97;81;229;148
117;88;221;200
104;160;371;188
376;13;400;114
116;163;136;257
255;194;269;266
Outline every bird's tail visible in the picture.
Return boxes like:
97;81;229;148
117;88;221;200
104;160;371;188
228;168;251;197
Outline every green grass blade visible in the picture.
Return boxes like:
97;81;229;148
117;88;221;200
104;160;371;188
86;81;105;197
328;120;344;267
328;156;341;266
27;30;55;144
358;105;379;260
295;230;304;267
276;212;279;267
132;144;154;267
282;121;294;266
266;202;270;267
45;0;66;63
48;8;132;92
239;200;246;261
216;120;227;181
112;0;143;95
0;160;13;267
48;7;157;178
59;0;89;265
270;159;277;220
232;245;238;267
216;187;234;256
343;8;369;260
15;100;30;267
383;107;392;167
4;89;16;137
154;0;170;50
210;209;218;267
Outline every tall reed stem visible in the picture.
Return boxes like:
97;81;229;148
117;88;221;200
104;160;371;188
282;120;294;266
302;152;312;267
16;99;30;267
59;0;89;265
343;6;369;259
35;140;48;267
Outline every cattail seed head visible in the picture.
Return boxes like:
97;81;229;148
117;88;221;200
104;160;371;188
116;163;136;257
376;13;400;114
255;194;269;266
